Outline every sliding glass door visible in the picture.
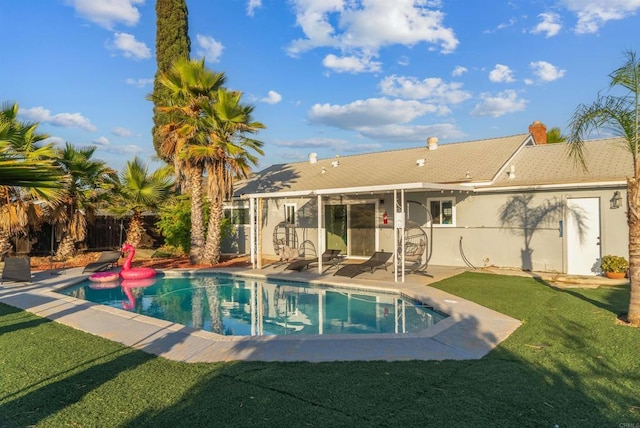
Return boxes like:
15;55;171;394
325;203;376;257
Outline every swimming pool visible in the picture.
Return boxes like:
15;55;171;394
59;273;447;337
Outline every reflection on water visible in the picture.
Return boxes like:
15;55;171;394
60;275;447;337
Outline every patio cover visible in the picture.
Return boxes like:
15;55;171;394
242;181;472;282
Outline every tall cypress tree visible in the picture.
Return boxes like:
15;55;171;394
152;0;191;160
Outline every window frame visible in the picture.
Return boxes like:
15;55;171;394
427;197;456;227
284;203;297;225
223;204;249;225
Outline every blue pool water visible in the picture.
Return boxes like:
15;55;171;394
59;274;447;337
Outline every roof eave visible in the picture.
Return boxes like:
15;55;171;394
241;182;473;199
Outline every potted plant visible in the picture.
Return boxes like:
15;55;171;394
600;255;629;279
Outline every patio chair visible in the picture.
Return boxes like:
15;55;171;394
1;256;32;283
403;239;426;271
267;239;313;269
82;250;122;273
333;251;393;278
286;249;342;272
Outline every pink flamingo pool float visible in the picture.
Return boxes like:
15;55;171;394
120;243;157;280
121;278;156;310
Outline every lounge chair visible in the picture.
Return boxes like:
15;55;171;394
82;250;122;273
1;256;32;283
286;249;342;272
333;251;393;278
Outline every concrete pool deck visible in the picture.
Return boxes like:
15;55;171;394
0;264;524;362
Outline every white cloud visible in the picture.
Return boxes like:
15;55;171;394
19;106;97;132
196;34;224;63
452;66;467;77
247;0;262;16
111;32;151;60
560;0;640;34
489;64;515;83
322;54;381;73
273;137;382;154
125;77;153;87
483;17;518;34
531;12;562;37
287;0;458;72
530;61;566;82
107;144;144;154
379;75;471;104
273;137;353;151
261;90;282;104
356;123;465;142
112;127;134;137
66;0;143;30
41;136;66;148
397;56;410;66
93;136;110;146
471;90;527;118
308;97;443;129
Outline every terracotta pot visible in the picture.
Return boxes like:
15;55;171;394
605;271;626;279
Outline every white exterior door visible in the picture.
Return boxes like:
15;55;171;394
566;198;601;275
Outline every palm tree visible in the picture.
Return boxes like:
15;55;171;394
546;127;567;144
190;88;264;265
0;102;65;256
567;50;640;326
50;143;117;259
149;57;226;264
109;157;174;248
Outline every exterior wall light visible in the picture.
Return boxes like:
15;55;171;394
611;190;623;209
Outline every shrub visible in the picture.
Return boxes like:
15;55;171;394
600;255;629;273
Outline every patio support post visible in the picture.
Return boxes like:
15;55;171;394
401;189;406;283
257;198;263;269
393;189;406;283
394;190;398;282
250;197;256;268
317;194;323;274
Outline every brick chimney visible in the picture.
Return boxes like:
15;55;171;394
529;120;547;145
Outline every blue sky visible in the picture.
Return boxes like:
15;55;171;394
1;0;639;173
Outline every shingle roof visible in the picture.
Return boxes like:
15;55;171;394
487;137;631;188
237;134;530;196
235;134;632;197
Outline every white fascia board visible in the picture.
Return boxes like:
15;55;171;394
474;180;627;193
490;135;534;183
242;182;472;199
240;190;316;199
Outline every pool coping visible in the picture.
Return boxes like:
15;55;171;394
0;265;522;362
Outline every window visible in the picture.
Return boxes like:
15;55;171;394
284;203;297;225
223;208;249;225
428;198;455;226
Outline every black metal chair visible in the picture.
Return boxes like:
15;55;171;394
333;251;393;278
82;250;122;273
1;256;32;283
286;249;342;272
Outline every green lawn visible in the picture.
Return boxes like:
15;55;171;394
1;272;639;427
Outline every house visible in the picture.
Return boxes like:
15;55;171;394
225;121;630;278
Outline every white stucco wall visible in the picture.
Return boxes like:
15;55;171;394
233;186;629;274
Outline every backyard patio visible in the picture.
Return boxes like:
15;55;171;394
0;267;638;426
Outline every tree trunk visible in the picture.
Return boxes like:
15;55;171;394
125;214;145;248
0;230;13;257
189;169;206;264
55;234;76;260
203;198;223;265
627;177;640;325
